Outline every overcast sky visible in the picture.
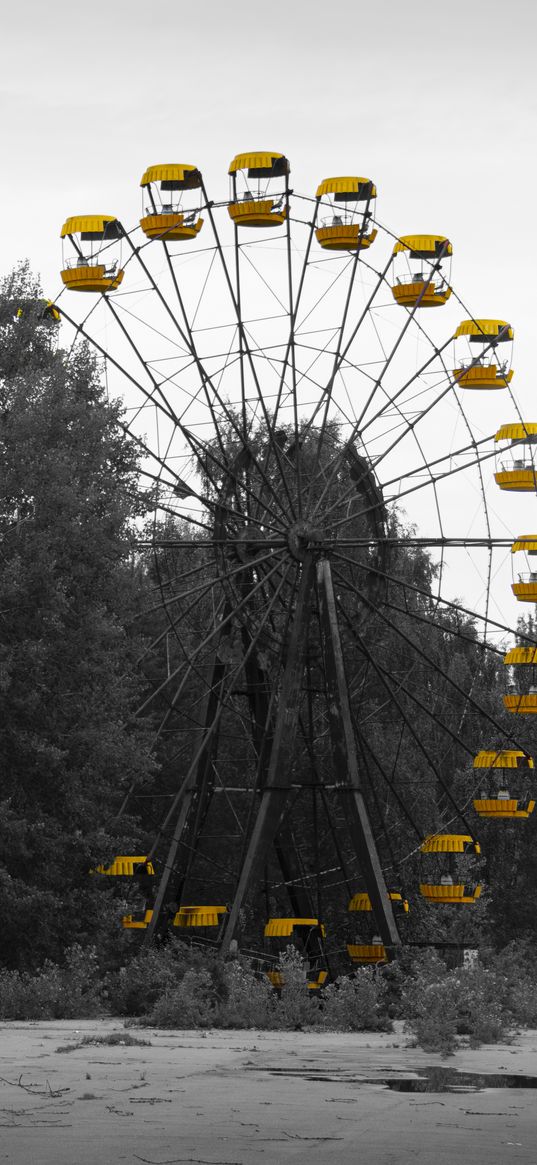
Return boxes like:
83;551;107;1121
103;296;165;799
2;0;535;296
2;0;536;629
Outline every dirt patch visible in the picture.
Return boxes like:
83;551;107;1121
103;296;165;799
1;1021;536;1163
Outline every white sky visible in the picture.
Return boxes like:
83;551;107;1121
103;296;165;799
2;0;537;634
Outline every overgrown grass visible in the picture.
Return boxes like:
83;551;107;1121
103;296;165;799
56;1031;152;1052
1;938;536;1047
400;949;518;1055
0;944;103;1019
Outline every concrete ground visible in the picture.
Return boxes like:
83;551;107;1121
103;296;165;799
1;1020;536;1164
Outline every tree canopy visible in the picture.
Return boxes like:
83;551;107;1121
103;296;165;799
0;265;155;968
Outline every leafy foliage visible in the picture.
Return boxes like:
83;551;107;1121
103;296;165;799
103;940;191;1016
400;949;517;1055
0;265;155;968
146;968;219;1029
321;968;390;1031
0;943;103;1019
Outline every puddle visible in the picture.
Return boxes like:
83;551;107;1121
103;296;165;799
255;1066;537;1093
380;1068;537;1093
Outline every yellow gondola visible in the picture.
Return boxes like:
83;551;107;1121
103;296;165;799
42;299;61;323
419;834;482;904
315;177;377;251
473;748;533;768
494;424;537;492
421;834;481;854
347;942;387;965
12;298;60;324
139;164;204;241
347;893;406;964
173;905;227;928
503;644;537;716
453;320;514;389
266;970;284;988
264;917;325;938
472;748;535;818
503;694;537;714
307;971;328;990
95;855;155;876
228;152;289;228
122;909;154;930
266;969;328;989
511;536;537;602
347;891;409;913
504;647;537;664
391;235;452;307
60;216;124;292
94;855;155;930
420;885;482;904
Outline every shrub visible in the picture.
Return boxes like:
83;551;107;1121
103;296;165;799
57;1031;151;1052
402;972;458;1056
218;960;276;1029
321;969;391;1032
141;968;218;1029
272;947;321;1030
132;947;323;1031
0;944;103;1019
400;950;514;1054
486;940;537;1028
454;964;510;1046
104;942;187;1016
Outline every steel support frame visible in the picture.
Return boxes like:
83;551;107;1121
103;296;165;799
220;556;316;953
220;553;401;955
316;557;401;950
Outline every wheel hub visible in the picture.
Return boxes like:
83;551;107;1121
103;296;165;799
287;519;326;561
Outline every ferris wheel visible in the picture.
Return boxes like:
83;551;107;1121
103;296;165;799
55;152;537;975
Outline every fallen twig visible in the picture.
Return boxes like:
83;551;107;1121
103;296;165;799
283;1132;343;1141
0;1075;69;1099
134;1157;242;1165
464;1111;518;1116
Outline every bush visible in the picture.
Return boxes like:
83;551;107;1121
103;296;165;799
3;933;532;1039
140;968;219;1029
0;944;103;1019
505;976;537;1029
273;947;321;1030
401;956;459;1056
454;963;510;1046
134;947;325;1032
486;940;537;1028
104;942;188;1017
218;960;276;1029
57;1031;151;1052
321;969;391;1032
400;950;514;1054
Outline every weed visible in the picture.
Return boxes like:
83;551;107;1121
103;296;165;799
218;961;276;1029
57;1031;152;1052
400;950;514;1054
0;944;103;1020
321;970;391;1032
138;968;218;1029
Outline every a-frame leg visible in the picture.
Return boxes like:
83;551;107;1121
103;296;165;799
316;557;401;951
220;557;315;953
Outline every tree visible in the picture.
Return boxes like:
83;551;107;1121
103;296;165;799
0;264;155;969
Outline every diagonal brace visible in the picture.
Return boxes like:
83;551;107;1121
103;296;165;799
316;557;401;950
220;556;315;953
